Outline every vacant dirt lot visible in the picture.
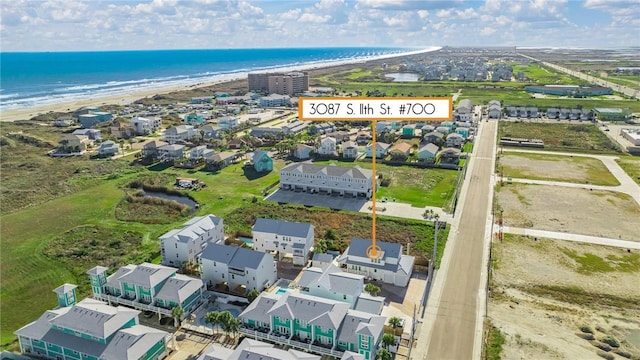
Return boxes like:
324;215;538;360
498;184;640;241
489;235;640;360
500;152;619;186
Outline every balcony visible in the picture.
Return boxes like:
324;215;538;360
240;327;344;358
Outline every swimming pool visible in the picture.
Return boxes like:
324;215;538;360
275;288;293;295
238;236;253;245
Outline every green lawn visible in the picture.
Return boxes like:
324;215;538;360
498;122;621;154
512;63;589;85
499;152;620;186
313;160;459;208
616;156;640;184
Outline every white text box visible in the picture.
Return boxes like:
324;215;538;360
299;97;452;121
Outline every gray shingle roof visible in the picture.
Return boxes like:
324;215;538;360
341;351;366;360
200;243;270;270
53;283;77;295
341;238;406;272
48;298;139;340
311;264;363;299
100;325;168;360
105;265;136;289
239;293;279;325
280;163;372;180
267;293;349;330
353;294;385;315
117;263;176;289
252;218;314;238
336;309;385;346
200;338;320;360
159;214;223;243
86;265;109;276
154;274;203;304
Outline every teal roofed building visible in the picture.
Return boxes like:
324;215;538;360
184;113;205;126
250;150;273;173
15;293;169;360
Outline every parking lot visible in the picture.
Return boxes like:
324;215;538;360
265;188;368;211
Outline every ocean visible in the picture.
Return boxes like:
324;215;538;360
0;47;429;111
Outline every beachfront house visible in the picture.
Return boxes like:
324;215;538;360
337;238;415;287
78;111;113;128
15;295;169;360
252;218;314;266
86;263;204;315
159;214;224;267
239;292;385;360
199;243;277;294
131;116;162;135
58;134;92;153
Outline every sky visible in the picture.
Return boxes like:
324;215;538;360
1;0;639;51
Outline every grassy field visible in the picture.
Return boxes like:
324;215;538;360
511;63;589;85
616;156;640;184
499;152;620;186
313;160;459;208
498;122;622;154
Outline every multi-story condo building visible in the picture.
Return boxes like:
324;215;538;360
248;72;309;95
279;163;377;199
15;289;169;360
239;292;385;360
252;218;315;265
199;243;277;293
337;238;415;287
87;263;204;316
159;214;224;267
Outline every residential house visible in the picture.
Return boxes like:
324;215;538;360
337;238;415;287
570;109;582;120
218;116;239;130
191;96;213;104
110;121;135;138
201;124;221;140
293;144;314;160
184;113;205;126
87;263;204;314
421;125;435;135
423;131;444;145
189;145;215;160
239;292;385;360
528;107;539;118
488;100;501;119
131;116;162;135
259;94;291;107
159;214;224;267
252;218;314;265
280;163;377;199
97;140;120;157
78;111;112;128
417;143;439;162
283;120;309;135
445;133;465;148
546;108;559;119
250;150;273;173
206;151;239;171
365;143;390;158
250;127;285;139
326;131;350;143
559;108;571;120
455;99;473;121
355;131;371;145
228;138;248;150
309;123;336;135
140;140;168;160
435;126;450;135
388;142;412;160
312;253;334;270
164;125;198;144
317;137;337;156
58;134;91;152
199;243;277;293
15;296;169;360
455;127;470;139
157;144;186;161
298;264;364;309
72;128;102;141
516;106;528;118
506;106;517;118
198;338;321;360
341;141;359;159
401;125;415;137
438;147;461;164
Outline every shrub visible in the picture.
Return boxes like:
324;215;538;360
597;351;614;360
580;325;594;334
613;350;632;359
601;336;620;348
576;332;595;340
591;341;611;352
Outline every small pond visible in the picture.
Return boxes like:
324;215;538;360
142;190;198;209
385;72;420;82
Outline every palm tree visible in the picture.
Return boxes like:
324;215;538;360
247;289;260;302
364;283;381;297
388;316;402;330
376;348;392;360
226;317;241;343
382;332;396;350
171;306;184;328
217;310;233;337
204;311;219;334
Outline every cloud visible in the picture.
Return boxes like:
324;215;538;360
299;13;332;23
584;0;640;24
480;26;496;36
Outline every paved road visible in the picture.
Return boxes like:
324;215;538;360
502;226;640;248
412;119;497;360
518;53;640;100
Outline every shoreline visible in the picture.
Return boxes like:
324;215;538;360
0;47;440;122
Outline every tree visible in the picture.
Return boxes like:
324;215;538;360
388;316;402;330
247;289;260;302
364;283;381;297
204;311;220;334
217;310;233;337
382;333;396;350
376;348;392;360
226;317;241;342
171;306;184;328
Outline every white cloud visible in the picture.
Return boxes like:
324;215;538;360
480;26;496;36
299;13;332;23
436;9;452;18
417;10;429;19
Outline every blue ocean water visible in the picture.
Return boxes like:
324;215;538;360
0;47;419;111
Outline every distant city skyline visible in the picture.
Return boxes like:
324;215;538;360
1;0;639;52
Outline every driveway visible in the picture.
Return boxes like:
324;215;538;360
265;188;368;211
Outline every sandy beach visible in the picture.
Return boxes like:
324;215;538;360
0;47;439;122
